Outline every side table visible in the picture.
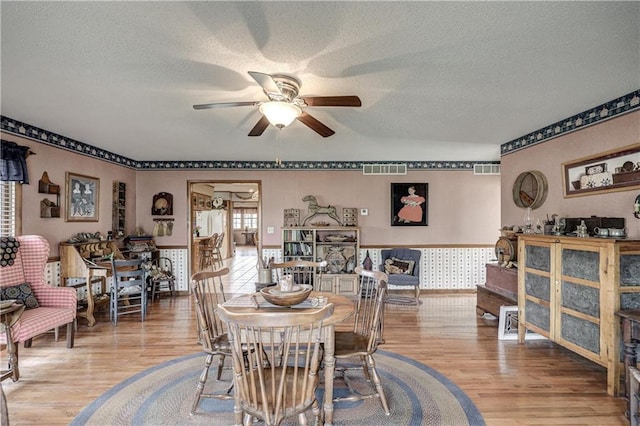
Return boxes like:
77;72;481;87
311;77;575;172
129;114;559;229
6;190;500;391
1;303;26;382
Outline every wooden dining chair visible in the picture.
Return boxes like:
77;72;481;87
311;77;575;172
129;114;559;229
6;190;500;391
211;232;225;268
198;234;218;271
218;302;334;426
270;260;327;291
109;258;147;326
332;266;390;415
190;268;232;415
146;256;176;301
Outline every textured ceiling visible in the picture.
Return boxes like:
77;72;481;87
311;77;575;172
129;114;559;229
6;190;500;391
1;2;638;162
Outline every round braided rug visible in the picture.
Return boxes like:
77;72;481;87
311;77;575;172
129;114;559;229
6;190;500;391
71;349;484;425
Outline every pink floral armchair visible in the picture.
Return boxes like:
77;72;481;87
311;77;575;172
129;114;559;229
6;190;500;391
0;235;76;352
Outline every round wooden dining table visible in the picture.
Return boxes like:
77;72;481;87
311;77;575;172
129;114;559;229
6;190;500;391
221;290;355;425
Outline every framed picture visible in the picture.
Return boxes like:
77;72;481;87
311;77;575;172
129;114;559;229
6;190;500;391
563;143;640;198
152;192;173;215
391;183;428;226
66;172;99;222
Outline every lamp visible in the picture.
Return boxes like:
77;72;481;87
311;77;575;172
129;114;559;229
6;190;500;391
259;101;302;128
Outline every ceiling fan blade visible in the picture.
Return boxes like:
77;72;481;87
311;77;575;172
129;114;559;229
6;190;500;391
193;101;260;110
248;116;270;137
248;71;282;97
297;112;335;138
301;96;362;107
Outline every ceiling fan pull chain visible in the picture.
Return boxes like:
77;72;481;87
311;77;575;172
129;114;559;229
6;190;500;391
275;128;283;166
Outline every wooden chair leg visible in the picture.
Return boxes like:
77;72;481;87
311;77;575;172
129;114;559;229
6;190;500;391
1;382;9;425
367;354;390;415
66;321;75;348
191;353;213;415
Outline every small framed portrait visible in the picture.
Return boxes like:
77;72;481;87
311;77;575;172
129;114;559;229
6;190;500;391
391;183;428;226
66;172;99;222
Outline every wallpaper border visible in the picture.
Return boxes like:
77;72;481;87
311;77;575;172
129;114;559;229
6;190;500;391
500;89;640;156
0;115;497;171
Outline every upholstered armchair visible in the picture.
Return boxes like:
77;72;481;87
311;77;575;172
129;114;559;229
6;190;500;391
379;248;421;305
0;235;77;351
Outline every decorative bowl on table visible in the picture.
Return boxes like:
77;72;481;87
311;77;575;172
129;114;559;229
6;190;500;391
260;285;313;307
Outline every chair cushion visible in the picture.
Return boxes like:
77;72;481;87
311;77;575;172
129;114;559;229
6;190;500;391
386;273;420;286
0;306;75;344
1;282;39;309
384;258;415;276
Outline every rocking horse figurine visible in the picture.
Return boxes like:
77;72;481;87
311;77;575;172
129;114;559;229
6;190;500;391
302;195;342;226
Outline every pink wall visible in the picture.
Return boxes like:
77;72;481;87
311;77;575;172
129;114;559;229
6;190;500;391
135;170;501;248
8;110;637;260
500;111;640;239
5;133;501;253
2;132;137;257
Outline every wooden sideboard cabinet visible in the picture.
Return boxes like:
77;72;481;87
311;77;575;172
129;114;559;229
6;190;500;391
517;234;640;396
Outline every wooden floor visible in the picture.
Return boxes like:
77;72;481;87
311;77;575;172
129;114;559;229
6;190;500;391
1;247;628;425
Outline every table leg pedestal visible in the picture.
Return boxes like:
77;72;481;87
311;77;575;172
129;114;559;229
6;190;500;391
1;305;25;382
323;324;336;425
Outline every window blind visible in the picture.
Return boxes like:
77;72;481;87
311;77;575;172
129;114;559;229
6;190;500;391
0;180;16;237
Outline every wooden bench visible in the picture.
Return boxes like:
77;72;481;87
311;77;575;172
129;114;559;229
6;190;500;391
476;263;517;317
476;285;517;317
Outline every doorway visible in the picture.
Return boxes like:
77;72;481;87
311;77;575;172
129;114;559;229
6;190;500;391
188;180;261;277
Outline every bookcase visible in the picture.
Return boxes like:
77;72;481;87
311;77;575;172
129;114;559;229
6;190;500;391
112;181;126;237
282;226;360;295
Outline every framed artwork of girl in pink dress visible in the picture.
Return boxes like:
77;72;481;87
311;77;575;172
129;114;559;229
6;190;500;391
391;183;428;226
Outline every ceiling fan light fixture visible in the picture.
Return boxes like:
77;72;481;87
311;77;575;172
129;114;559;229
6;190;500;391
259;101;302;128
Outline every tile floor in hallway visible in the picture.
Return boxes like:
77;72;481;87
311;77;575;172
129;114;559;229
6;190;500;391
217;245;259;296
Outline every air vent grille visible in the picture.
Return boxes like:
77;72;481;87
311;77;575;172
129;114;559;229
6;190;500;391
362;163;407;175
473;164;501;175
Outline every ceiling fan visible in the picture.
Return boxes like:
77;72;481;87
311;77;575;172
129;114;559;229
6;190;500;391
193;71;361;138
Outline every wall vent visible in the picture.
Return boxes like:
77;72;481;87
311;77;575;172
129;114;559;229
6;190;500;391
473;164;501;175
362;163;407;175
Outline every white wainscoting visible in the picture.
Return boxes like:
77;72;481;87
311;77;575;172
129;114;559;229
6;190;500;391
258;246;494;291
361;247;494;290
45;248;191;291
159;249;189;291
46;246;494;291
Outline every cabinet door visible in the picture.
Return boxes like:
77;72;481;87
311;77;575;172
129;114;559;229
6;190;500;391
520;239;554;338
335;275;358;296
317;276;335;293
556;242;603;361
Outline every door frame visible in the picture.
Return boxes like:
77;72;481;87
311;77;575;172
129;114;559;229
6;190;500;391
187;180;261;277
